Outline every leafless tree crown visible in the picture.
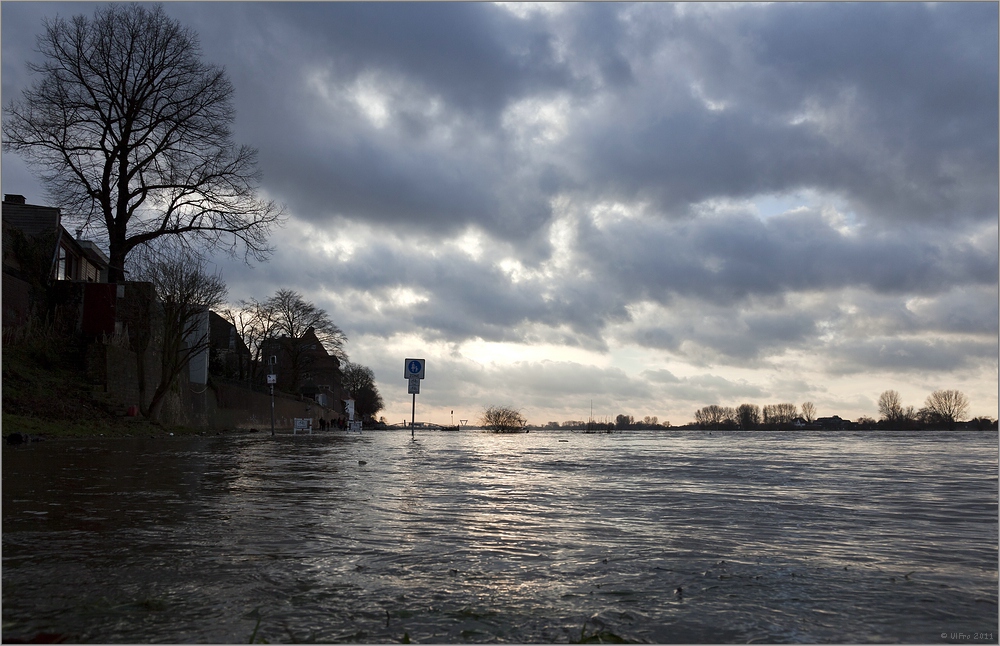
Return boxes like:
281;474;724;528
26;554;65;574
3;3;284;281
480;405;527;433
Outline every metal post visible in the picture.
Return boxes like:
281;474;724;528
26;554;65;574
270;385;275;436
411;393;416;438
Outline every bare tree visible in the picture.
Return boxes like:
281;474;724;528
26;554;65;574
2;4;283;282
268;289;347;358
266;289;347;390
341;361;384;420
878;390;905;423
924;390;969;429
133;249;227;423
223;297;277;383
694;405;736;429
800;402;816;423
763;403;797;426
480;405;527;433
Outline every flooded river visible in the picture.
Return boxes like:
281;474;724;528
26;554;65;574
3;430;997;643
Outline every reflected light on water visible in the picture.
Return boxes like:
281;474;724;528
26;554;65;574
2;429;997;644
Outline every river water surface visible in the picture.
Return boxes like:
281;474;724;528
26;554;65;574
3;430;997;643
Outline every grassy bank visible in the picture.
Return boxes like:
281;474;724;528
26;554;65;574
2;334;200;439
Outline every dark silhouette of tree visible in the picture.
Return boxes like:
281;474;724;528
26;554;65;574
341;361;384;420
223;297;278;383
970;416;997;431
267;289;347;390
695;405;736;429
923;390;969;430
133;249;227;423
615;413;634;429
877;390;905;424
763;403;797;426
736;403;760;429
2;4;283;282
481;405;527;433
800;402;816;423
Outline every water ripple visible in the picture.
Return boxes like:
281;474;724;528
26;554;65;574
3;430;997;643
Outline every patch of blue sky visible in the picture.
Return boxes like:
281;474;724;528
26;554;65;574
751;190;861;232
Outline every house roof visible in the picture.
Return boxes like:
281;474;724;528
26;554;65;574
2;194;109;276
2;195;61;237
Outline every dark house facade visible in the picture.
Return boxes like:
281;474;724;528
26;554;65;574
261;327;349;409
208;310;253;381
2;194;111;329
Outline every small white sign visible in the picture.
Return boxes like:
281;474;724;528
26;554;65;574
408;377;421;394
350;420;363;433
267;374;277;384
404;358;425;380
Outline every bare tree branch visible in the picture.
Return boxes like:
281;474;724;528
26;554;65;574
3;3;284;281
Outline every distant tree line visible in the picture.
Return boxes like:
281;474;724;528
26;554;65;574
541;415;672;432
683;390;994;431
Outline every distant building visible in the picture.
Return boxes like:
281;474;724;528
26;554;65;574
816;415;848;430
208;310;253;381
261;326;347;399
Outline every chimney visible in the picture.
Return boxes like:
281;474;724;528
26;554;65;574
4;194;26;205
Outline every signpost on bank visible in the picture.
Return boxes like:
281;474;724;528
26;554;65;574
405;358;425;438
267;360;277;436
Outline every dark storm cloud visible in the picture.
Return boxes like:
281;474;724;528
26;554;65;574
827;336;998;374
626;307;819;364
9;2;992;239
158;2;576;241
577;210;997;306
574;2;998;225
277;2;571;119
158;2;996;241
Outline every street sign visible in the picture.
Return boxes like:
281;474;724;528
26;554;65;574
408;377;421;394
404;358;425;380
266;374;277;384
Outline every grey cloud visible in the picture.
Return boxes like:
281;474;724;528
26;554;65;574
906;286;1000;336
217;205;994;374
161;3;999;244
578;211;997;306
577;3;997;225
827;337;998;374
639;370;768;405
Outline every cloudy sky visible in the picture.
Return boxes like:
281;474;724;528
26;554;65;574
3;2;998;426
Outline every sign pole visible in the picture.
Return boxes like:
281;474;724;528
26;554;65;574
405;358;425;439
268;358;277;436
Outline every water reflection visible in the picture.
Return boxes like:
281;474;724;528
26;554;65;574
3;431;997;643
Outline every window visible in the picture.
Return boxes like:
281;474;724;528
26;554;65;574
54;246;67;280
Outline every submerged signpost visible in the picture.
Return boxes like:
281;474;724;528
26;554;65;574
405;358;425;438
